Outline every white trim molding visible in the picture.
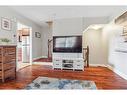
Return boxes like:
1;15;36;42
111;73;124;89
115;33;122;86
33;56;48;61
107;65;127;80
89;64;107;67
33;62;53;65
41;56;48;58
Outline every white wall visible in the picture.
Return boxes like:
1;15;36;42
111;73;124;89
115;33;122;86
102;25;127;79
83;17;109;30
0;7;17;43
41;25;52;57
53;17;109;36
83;29;107;65
53;18;84;36
0;7;42;60
82;17;109;65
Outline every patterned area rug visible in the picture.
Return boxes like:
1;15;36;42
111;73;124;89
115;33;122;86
25;77;97;90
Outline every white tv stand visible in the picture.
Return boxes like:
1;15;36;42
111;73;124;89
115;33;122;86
53;53;84;71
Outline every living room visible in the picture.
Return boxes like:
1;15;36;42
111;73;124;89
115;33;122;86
0;5;127;92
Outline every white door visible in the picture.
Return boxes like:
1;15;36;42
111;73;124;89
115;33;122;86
22;36;30;63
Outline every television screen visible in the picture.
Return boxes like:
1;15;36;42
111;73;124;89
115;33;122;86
53;36;82;53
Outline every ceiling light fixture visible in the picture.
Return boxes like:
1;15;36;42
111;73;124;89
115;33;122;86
91;25;103;30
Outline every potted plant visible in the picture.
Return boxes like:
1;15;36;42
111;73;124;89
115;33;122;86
0;38;11;44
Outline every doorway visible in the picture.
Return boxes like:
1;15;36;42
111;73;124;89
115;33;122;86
33;22;53;64
17;22;32;70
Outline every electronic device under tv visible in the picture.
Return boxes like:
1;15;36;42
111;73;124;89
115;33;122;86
53;36;82;53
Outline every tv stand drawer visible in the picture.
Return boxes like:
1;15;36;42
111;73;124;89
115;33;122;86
53;60;62;68
53;58;84;71
54;63;61;66
74;64;83;68
74;60;84;63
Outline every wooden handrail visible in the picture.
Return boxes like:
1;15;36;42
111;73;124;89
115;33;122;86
83;46;89;67
48;39;53;58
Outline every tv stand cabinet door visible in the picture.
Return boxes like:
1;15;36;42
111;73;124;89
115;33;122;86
53;59;62;69
74;60;84;70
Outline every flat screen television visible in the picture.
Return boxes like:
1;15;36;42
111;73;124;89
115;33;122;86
53;36;82;53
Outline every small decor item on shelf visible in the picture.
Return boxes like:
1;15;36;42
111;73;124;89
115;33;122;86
0;38;11;44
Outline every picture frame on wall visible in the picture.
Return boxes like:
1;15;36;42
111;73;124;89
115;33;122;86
123;27;127;42
123;27;127;34
1;17;12;31
35;32;41;38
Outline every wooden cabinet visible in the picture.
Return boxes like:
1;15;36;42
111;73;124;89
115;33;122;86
0;46;16;82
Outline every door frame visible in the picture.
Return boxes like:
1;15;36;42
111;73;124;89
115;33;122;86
16;22;33;71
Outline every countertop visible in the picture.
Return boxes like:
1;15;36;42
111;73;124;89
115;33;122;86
0;44;17;46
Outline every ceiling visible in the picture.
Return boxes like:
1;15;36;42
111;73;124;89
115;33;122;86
10;6;127;27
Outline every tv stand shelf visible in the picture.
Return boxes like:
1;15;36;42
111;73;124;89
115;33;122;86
53;58;84;71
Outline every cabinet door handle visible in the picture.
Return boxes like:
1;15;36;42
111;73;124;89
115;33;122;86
77;65;80;66
56;64;59;65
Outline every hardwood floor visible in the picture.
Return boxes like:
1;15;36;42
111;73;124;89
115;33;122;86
0;65;127;89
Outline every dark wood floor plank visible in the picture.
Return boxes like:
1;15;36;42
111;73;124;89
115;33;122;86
0;65;127;89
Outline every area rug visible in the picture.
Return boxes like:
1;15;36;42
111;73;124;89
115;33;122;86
25;77;97;90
